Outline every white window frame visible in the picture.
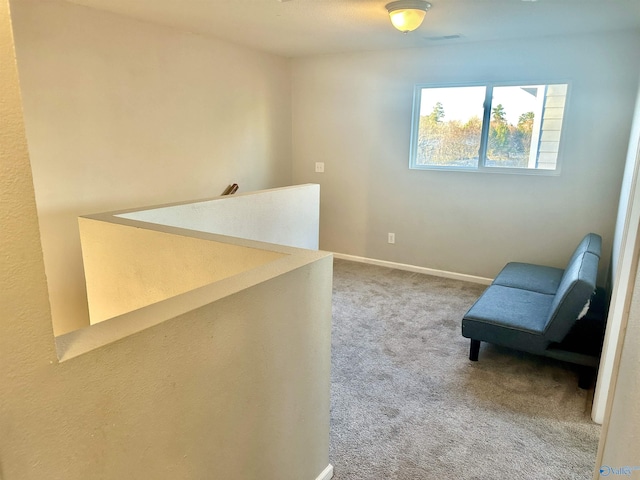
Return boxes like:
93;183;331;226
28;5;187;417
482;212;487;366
408;81;571;175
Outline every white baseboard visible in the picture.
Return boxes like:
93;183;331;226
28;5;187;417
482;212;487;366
315;464;334;480
332;253;492;285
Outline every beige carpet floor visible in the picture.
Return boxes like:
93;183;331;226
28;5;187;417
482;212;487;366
329;259;601;480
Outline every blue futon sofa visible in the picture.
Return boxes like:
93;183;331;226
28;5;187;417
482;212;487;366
461;233;603;388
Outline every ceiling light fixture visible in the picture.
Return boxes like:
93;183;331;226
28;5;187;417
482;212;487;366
385;0;432;34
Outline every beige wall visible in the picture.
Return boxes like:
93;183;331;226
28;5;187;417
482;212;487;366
118;184;321;250
2;3;332;478
292;31;640;283
10;0;293;334
1;10;331;479
595;251;640;476
79;218;285;323
592;78;640;423
594;73;640;472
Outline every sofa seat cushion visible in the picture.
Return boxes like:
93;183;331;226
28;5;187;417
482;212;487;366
463;285;554;334
492;262;564;295
462;285;554;353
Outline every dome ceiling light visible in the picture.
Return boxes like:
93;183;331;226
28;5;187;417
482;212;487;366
385;0;432;34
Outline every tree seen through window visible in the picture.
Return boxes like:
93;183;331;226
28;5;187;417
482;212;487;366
411;83;567;171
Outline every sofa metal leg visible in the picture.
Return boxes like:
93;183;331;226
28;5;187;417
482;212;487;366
578;366;595;390
469;339;480;361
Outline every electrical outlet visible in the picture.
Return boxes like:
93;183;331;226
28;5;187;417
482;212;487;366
388;233;395;244
315;162;325;173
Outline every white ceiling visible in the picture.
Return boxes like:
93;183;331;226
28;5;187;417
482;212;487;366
63;0;640;57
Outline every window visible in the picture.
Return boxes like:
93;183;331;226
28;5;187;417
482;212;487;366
409;82;568;173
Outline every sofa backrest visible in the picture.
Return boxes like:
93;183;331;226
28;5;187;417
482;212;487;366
544;233;601;342
565;232;602;267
